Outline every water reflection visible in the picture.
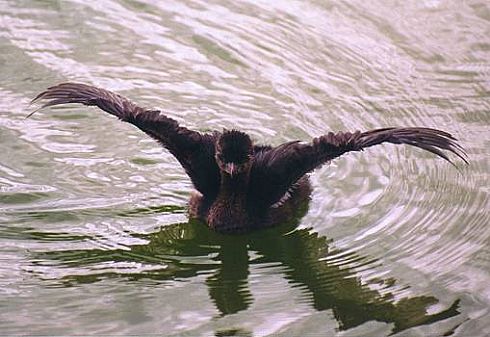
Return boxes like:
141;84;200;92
32;218;460;334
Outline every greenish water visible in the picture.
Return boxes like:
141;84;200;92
0;1;489;336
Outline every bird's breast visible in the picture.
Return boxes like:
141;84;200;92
206;199;253;233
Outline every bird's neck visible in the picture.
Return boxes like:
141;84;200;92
217;171;250;201
207;170;252;232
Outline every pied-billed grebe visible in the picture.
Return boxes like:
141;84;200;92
30;83;467;233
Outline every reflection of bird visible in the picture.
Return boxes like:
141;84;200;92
33;220;461;334
31;83;467;232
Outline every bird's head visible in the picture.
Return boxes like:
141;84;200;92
215;130;253;177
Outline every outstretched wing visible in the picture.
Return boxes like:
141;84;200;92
30;83;220;197
250;127;467;208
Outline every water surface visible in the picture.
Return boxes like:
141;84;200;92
0;1;489;336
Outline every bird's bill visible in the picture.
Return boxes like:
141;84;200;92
224;163;237;176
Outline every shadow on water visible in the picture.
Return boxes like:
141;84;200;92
29;214;460;335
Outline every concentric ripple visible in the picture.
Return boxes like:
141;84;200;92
0;0;488;336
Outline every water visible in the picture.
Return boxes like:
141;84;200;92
0;0;489;336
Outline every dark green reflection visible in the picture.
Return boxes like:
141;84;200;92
31;220;460;334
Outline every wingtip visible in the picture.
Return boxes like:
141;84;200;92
27;89;52;118
29;92;45;107
27;82;82;117
26;95;43;119
25;105;45;119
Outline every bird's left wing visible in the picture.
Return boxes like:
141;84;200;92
249;128;467;208
30;83;220;197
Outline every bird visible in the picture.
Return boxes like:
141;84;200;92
29;83;467;233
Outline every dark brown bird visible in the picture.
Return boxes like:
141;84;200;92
30;83;467;233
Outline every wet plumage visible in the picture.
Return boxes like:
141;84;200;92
30;83;467;233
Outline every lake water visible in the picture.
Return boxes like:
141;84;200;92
0;1;489;336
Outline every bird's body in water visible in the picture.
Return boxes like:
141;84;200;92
30;83;467;233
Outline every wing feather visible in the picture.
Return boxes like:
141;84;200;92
250;127;467;208
30;83;220;197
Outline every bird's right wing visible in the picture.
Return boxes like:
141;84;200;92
30;83;220;197
250;127;467;208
